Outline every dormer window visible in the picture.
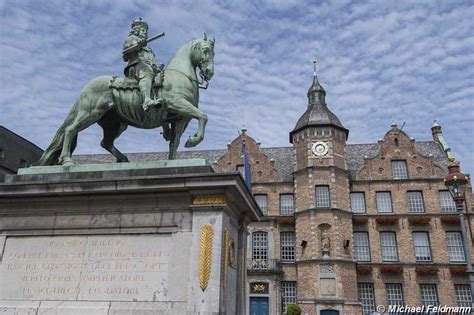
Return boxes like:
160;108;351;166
391;160;408;179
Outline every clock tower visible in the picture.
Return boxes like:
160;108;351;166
289;61;361;314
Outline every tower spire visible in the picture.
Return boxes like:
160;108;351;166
307;56;326;106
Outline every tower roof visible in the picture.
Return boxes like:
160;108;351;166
290;60;348;143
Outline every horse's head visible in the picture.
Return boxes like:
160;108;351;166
194;33;215;82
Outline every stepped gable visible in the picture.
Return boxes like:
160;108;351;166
355;123;448;180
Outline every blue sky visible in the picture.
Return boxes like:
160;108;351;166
0;0;473;175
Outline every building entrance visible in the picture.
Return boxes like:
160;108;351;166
249;296;269;315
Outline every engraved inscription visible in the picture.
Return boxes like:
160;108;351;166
0;235;171;301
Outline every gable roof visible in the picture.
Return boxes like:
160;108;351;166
73;141;447;182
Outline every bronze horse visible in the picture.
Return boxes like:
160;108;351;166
37;34;215;166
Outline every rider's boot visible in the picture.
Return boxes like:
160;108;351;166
139;74;159;112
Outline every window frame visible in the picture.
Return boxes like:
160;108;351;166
385;283;404;307
420;284;439;307
358;283;376;315
254;194;268;215
353;232;371;262
251;231;268;261
407;191;425;213
439;190;457;212
315;185;331;208
280;193;295;215
280;232;296;262
236;165;245;181
455;284;473;307
376;191;393;213
391;160;408;179
380;231;399;262
412;232;432;262
350;192;367;214
446;231;466;262
281;281;297;314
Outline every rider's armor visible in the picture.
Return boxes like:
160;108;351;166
123;18;163;111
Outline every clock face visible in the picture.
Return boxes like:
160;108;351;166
311;141;329;156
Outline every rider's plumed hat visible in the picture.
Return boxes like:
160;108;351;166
131;17;148;30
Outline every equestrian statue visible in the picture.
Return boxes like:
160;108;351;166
36;18;215;166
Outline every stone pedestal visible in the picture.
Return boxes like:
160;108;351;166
0;160;261;315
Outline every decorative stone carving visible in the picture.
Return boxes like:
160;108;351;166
319;224;331;258
320;263;335;275
193;195;228;205
320;278;336;296
199;224;213;291
250;282;269;294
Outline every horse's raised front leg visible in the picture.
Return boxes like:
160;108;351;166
168;120;189;160
168;99;207;148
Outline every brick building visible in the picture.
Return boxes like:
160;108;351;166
0;126;43;175
68;70;472;314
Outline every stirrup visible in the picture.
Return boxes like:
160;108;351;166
142;99;164;112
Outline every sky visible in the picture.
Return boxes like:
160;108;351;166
0;0;473;175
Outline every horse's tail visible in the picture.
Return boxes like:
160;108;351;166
34;100;81;166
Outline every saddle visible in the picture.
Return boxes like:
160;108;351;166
108;76;167;128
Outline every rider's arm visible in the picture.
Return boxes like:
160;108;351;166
122;35;141;61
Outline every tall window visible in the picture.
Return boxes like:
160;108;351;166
19;158;27;168
407;191;425;213
252;232;268;262
0;148;4;159
350;192;366;213
280;232;295;261
354;232;371;262
392;160;408;179
280;194;294;215
413;232;432;262
420;284;439;307
455;285;473;307
236;165;245;180
440;190;457;212
386;283;404;307
446;232;466;262
380;232;398;261
376;192;393;213
254;194;268;215
358;283;375;315
281;281;297;314
315;186;330;208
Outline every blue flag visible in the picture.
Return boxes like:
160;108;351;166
240;136;252;190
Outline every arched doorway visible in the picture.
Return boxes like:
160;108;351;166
320;310;339;315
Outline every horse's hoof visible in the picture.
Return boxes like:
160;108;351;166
62;160;74;167
185;136;200;148
185;139;194;147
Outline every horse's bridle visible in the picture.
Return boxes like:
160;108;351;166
166;68;209;90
